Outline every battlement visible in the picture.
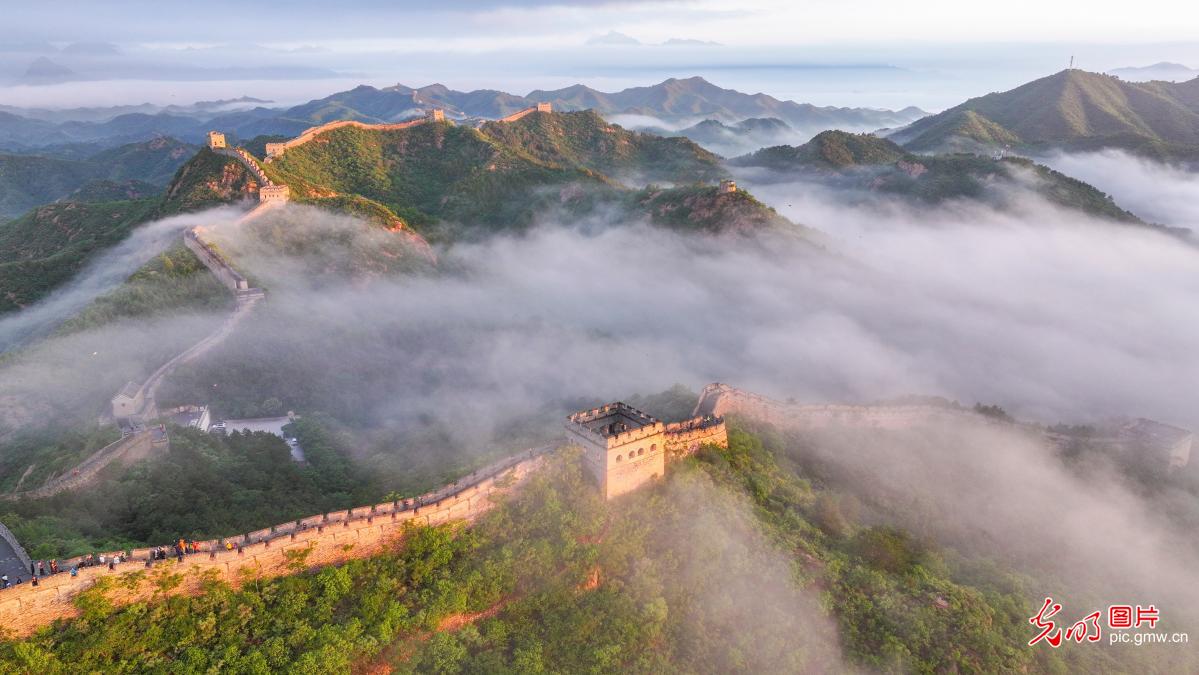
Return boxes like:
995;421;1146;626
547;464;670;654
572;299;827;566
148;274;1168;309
498;102;553;123
566;401;727;499
566;402;663;447
206;131;226;150
258;184;290;203
0;447;550;638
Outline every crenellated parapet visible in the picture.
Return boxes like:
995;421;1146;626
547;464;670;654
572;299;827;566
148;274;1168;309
566;401;728;499
0;446;551;637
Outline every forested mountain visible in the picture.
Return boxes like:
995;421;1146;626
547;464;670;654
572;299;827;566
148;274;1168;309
736;130;1152;225
0;137;194;218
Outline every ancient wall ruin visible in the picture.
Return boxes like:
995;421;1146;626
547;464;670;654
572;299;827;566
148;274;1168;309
498;103;553;123
0;449;548;638
1;432;154;502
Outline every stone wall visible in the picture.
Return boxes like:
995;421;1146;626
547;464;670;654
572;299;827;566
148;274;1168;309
0;432;153;502
497;103;552;123
0;521;31;573
184;229;250;293
693;383;978;431
663;416;728;457
0;448;549;638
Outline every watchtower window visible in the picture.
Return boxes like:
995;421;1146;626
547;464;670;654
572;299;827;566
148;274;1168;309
615;454;623;462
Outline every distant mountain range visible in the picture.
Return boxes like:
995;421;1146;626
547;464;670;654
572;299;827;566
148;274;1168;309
887;69;1199;159
635;117;803;158
1108;62;1199;82
0;77;927;154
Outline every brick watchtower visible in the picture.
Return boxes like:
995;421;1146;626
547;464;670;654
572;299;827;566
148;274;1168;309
566;403;666;499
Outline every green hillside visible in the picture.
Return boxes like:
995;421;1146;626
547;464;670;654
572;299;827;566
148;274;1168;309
155;146;270;218
478;110;723;184
0;423;1169;673
0;154;101;219
85;137;195;185
735;130;1146;224
262;111;727;239
631;184;802;234
56;244;232;334
63;179;160;203
891;69;1199;157
0;199;160;313
0;138;195;218
738;129;906;172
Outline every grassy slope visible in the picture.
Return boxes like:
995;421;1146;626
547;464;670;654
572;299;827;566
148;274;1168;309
0;424;1171;673
264;118;605;236
0;154;102;219
0;199;161;313
478;109;724;184
0;144;262;315
0;138;196;219
56;244;232;334
263;112;728;240
632;184;799;234
896;70;1199;157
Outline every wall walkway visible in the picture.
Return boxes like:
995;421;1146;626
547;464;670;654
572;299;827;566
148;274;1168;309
0;446;551;638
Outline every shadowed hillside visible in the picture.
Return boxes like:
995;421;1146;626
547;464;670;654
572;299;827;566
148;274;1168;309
736;130;1150;225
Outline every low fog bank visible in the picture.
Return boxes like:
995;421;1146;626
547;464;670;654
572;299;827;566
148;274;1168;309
0;207;244;353
734;168;1198;429
634;471;850;672
1039;149;1199;231
792;419;1199;637
608;113;813;157
0;311;230;437
4;167;1197;447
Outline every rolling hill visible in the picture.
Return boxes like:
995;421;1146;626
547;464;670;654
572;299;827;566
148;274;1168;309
261;109;754;240
0;137;195;218
0;199;161;313
735;130;1151;225
888;69;1199;158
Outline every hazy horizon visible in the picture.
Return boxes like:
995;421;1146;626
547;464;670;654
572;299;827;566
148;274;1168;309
4;0;1199;112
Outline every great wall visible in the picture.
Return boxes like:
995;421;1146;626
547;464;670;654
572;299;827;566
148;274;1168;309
1;104;560;504
2;98;1192;638
0;448;548;638
0;382;1192;636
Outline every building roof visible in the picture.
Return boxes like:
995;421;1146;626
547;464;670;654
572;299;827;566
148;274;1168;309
568;402;660;438
113;381;141;400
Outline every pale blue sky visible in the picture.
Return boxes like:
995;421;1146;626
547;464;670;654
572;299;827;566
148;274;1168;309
4;0;1198;110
